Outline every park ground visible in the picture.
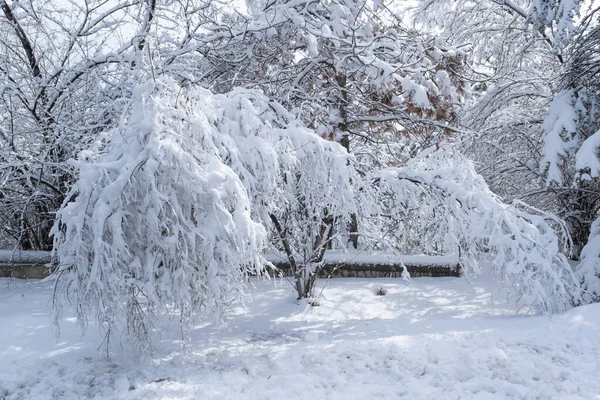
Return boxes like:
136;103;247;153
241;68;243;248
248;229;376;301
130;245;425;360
1;271;599;400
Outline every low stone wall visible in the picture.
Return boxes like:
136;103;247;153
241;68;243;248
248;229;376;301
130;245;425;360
267;261;461;278
264;251;461;278
0;251;54;279
0;250;461;280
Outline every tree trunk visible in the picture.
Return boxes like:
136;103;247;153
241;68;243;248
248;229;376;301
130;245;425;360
337;74;358;249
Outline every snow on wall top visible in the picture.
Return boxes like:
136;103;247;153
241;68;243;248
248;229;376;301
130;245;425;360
265;250;459;267
0;250;458;268
0;250;53;265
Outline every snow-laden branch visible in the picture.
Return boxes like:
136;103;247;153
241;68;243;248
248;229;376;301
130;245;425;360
371;146;581;313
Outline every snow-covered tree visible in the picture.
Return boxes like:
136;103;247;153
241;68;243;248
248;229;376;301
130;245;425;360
264;130;359;299
51;72;367;350
0;0;159;249
415;0;563;203
0;0;226;250
190;0;467;249
540;24;600;298
195;0;466;159
528;0;581;47
413;0;599;262
191;85;362;300
577;217;600;303
538;87;600;258
51;77;269;352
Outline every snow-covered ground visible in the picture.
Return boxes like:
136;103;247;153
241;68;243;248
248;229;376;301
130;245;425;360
1;274;599;400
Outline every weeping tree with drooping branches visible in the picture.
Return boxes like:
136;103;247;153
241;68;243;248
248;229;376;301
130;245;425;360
51;74;365;351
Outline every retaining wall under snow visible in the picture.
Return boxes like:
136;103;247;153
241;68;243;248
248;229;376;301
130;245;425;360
0;250;55;279
265;251;461;278
0;250;461;279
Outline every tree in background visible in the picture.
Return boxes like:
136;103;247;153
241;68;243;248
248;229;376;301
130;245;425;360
191;0;467;248
415;0;600;298
542;24;600;299
0;0;160;249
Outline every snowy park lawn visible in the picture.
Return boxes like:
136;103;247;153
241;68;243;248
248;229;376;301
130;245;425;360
1;275;599;400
